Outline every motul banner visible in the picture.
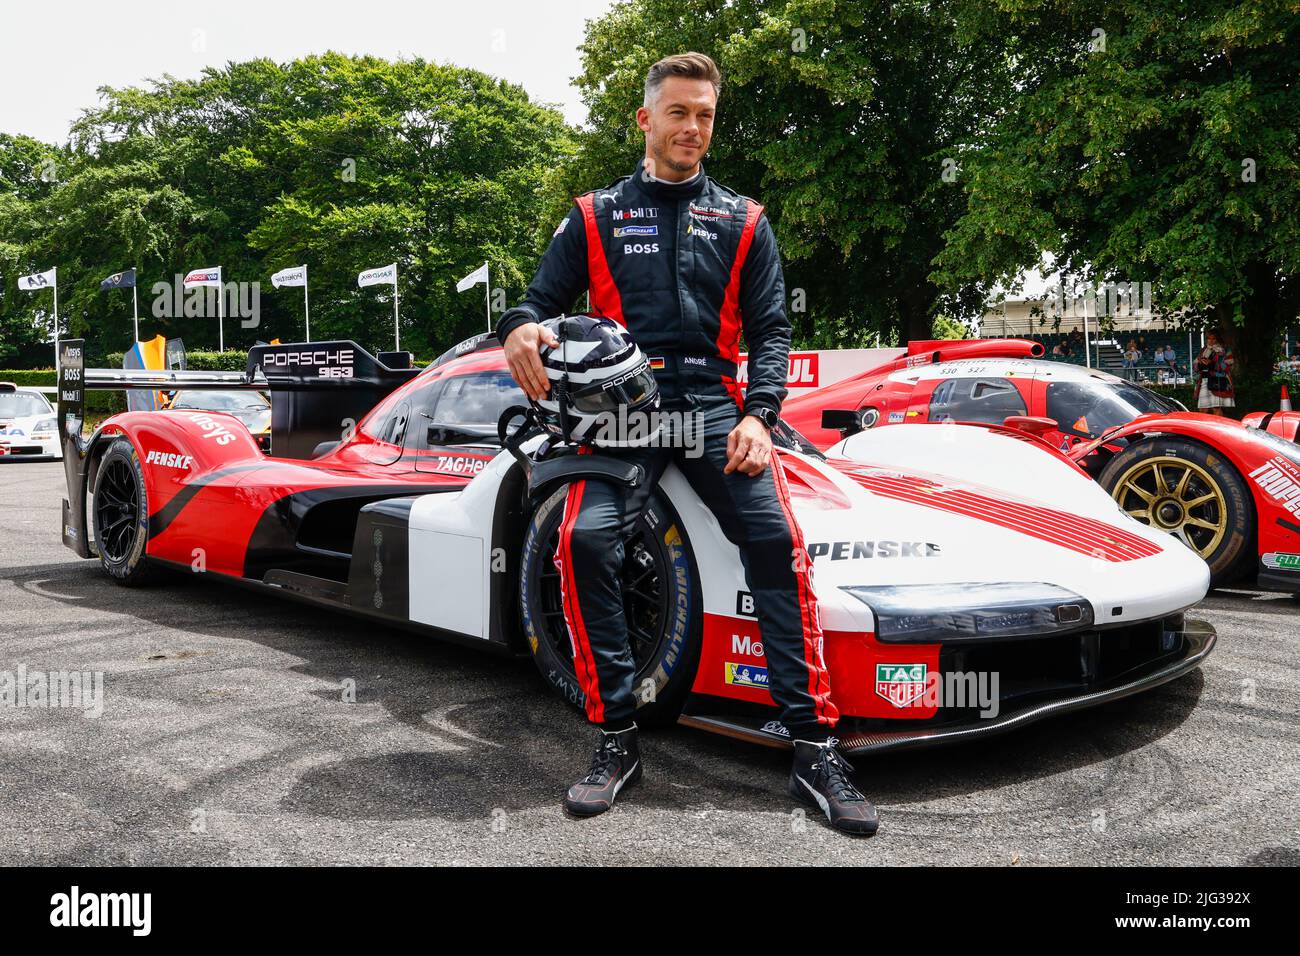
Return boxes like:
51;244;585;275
737;347;903;397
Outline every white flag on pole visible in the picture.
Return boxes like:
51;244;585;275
183;266;222;287
18;267;56;291
272;265;307;288
358;263;397;287
456;262;489;292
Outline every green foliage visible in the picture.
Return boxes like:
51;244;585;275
0;369;55;387
564;0;1015;347
104;349;249;372
0;55;573;366
934;0;1300;382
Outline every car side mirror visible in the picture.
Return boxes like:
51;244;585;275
1002;415;1059;437
822;408;866;437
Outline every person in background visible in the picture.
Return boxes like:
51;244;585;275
1195;330;1235;416
1160;344;1179;374
1122;340;1140;369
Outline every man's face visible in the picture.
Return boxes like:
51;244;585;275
636;76;716;179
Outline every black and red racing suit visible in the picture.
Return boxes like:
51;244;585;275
498;159;838;739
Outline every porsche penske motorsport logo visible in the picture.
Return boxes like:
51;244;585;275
688;202;735;220
724;662;769;689
1249;457;1300;516
876;663;928;708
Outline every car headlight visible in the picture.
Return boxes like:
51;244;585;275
841;582;1094;643
32;418;56;433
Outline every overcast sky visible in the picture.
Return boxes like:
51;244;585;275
0;0;615;144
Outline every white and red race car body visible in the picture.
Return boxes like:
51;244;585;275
57;336;1215;754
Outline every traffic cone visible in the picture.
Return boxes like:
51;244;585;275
1282;384;1293;412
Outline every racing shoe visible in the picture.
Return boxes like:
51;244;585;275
564;726;642;817
789;738;879;836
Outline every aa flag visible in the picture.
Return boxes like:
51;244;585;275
100;268;137;290
18;267;56;291
358;263;397;287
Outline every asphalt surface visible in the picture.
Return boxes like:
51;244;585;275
1;459;1297;866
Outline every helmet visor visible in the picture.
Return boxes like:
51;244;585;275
571;364;657;414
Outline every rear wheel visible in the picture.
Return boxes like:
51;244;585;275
92;438;165;585
519;485;701;725
1099;436;1254;587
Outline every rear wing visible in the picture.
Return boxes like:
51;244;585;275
56;338;420;556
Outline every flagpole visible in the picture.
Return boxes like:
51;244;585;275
484;262;491;333
52;268;59;373
393;266;400;352
217;265;225;352
303;264;311;342
131;268;140;343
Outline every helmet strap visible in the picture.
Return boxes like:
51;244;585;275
555;316;574;444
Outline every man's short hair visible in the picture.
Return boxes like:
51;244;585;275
644;52;722;106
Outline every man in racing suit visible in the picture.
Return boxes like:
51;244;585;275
498;53;877;836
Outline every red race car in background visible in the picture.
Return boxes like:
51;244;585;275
784;339;1300;593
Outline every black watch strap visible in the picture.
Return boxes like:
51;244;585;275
748;408;778;429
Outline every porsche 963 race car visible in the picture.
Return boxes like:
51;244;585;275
54;334;1216;753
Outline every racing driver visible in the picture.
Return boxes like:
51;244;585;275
497;53;878;836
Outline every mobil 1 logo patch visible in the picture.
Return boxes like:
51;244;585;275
736;590;756;617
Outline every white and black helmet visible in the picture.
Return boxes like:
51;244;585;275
533;315;661;447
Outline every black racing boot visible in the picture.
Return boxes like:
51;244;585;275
789;738;879;836
564;726;642;817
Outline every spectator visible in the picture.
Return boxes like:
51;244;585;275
1122;339;1141;368
1160;344;1178;373
1195;330;1235;416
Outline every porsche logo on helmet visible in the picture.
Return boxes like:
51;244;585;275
875;663;928;708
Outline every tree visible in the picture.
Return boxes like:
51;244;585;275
0;55;573;363
561;0;1015;347
934;0;1300;383
0;134;65;365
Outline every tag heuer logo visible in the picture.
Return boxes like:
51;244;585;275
875;663;928;708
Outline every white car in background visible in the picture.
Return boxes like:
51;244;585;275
0;384;61;460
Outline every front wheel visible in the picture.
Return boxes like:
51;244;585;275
1099;436;1254;587
92;438;165;585
519;485;701;725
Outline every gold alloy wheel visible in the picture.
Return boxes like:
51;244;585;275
1110;455;1228;559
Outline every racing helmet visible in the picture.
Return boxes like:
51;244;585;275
533;315;661;447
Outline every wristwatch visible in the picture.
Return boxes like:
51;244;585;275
747;407;779;430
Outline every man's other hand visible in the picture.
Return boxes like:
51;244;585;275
504;322;559;401
724;415;774;476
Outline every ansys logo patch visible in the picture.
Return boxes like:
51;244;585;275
875;663;928;708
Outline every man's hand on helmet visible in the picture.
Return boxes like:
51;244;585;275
504;322;560;401
724;415;773;476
